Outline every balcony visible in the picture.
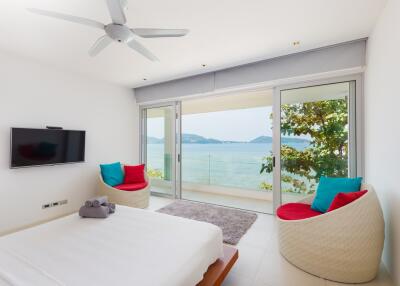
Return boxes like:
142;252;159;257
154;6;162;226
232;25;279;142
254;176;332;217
148;155;308;214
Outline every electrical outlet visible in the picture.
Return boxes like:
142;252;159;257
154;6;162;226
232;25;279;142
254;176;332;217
42;204;51;209
59;200;68;205
42;199;68;210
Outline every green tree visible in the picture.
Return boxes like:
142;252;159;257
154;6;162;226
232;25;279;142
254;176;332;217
260;98;348;194
147;168;164;179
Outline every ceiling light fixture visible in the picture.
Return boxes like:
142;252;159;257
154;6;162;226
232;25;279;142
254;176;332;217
293;41;300;46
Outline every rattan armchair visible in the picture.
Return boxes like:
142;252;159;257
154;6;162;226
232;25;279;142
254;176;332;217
98;165;150;209
277;184;384;283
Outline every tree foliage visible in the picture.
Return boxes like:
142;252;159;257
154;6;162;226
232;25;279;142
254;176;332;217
260;98;348;194
147;168;164;179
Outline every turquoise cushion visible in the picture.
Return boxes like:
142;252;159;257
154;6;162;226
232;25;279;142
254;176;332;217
100;162;124;187
311;177;363;213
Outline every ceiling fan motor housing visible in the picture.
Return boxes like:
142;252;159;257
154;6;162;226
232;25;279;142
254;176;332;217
105;24;134;43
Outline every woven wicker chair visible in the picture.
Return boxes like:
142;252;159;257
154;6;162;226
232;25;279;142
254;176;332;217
277;184;384;283
98;165;150;209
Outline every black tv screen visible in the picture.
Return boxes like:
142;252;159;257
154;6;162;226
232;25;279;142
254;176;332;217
10;128;85;168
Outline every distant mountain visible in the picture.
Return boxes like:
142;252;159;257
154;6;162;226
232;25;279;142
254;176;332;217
147;134;225;144
182;134;222;144
148;134;309;144
250;136;273;143
250;136;309;144
181;134;243;144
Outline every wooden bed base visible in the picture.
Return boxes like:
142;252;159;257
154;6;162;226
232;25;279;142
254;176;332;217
197;245;239;286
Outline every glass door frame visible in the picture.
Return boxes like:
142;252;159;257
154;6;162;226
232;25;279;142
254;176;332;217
138;74;363;213
272;74;363;213
139;101;182;199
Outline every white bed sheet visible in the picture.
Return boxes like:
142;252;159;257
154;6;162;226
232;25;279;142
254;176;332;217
0;205;223;286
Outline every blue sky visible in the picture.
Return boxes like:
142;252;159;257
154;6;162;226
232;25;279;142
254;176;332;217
147;106;273;141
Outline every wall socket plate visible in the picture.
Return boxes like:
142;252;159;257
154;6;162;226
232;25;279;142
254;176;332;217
42;199;68;209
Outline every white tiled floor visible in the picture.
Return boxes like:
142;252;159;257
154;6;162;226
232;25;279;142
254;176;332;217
146;196;394;286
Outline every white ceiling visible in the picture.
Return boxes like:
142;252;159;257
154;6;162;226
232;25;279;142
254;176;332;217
0;0;386;88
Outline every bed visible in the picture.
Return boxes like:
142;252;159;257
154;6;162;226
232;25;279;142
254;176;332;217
0;205;236;286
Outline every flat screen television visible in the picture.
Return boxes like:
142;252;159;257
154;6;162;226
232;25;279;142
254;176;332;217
10;128;86;168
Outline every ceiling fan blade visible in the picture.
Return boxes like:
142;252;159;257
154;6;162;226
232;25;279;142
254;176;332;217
27;8;104;30
106;0;127;25
126;38;158;61
89;35;113;57
131;28;189;38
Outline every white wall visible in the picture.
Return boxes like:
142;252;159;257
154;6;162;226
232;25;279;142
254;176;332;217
0;51;139;234
365;0;400;284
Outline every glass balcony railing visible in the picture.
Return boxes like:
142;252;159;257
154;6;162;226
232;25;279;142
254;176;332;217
148;153;317;195
148;154;272;191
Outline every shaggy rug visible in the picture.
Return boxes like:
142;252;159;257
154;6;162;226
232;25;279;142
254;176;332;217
157;200;257;245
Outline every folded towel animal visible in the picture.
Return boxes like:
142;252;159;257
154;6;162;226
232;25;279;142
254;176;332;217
85;196;108;208
79;205;110;218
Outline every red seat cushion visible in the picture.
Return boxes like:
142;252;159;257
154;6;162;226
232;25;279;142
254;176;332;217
123;164;146;184
327;190;368;212
114;181;148;191
277;203;323;220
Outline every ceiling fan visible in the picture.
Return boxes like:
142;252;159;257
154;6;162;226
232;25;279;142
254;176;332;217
27;0;189;61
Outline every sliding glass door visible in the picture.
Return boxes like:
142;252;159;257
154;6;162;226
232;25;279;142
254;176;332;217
180;90;274;214
273;80;358;208
140;103;180;198
139;77;360;214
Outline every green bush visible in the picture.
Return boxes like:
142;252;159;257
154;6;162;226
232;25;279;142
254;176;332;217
147;168;164;179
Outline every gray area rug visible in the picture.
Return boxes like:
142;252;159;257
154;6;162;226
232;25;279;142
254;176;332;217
157;200;257;245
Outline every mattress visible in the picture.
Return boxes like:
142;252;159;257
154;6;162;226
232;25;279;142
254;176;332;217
0;205;223;286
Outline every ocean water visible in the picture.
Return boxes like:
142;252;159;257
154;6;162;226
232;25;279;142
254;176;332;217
147;142;309;190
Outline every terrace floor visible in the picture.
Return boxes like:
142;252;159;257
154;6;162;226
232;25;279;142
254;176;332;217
151;185;273;213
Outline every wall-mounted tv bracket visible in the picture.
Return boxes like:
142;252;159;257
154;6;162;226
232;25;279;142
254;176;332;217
46;126;63;130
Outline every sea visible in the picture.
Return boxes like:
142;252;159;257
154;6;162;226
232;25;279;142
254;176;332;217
147;142;309;190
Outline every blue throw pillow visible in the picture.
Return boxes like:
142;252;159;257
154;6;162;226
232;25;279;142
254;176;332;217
100;162;124;187
311;176;363;213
